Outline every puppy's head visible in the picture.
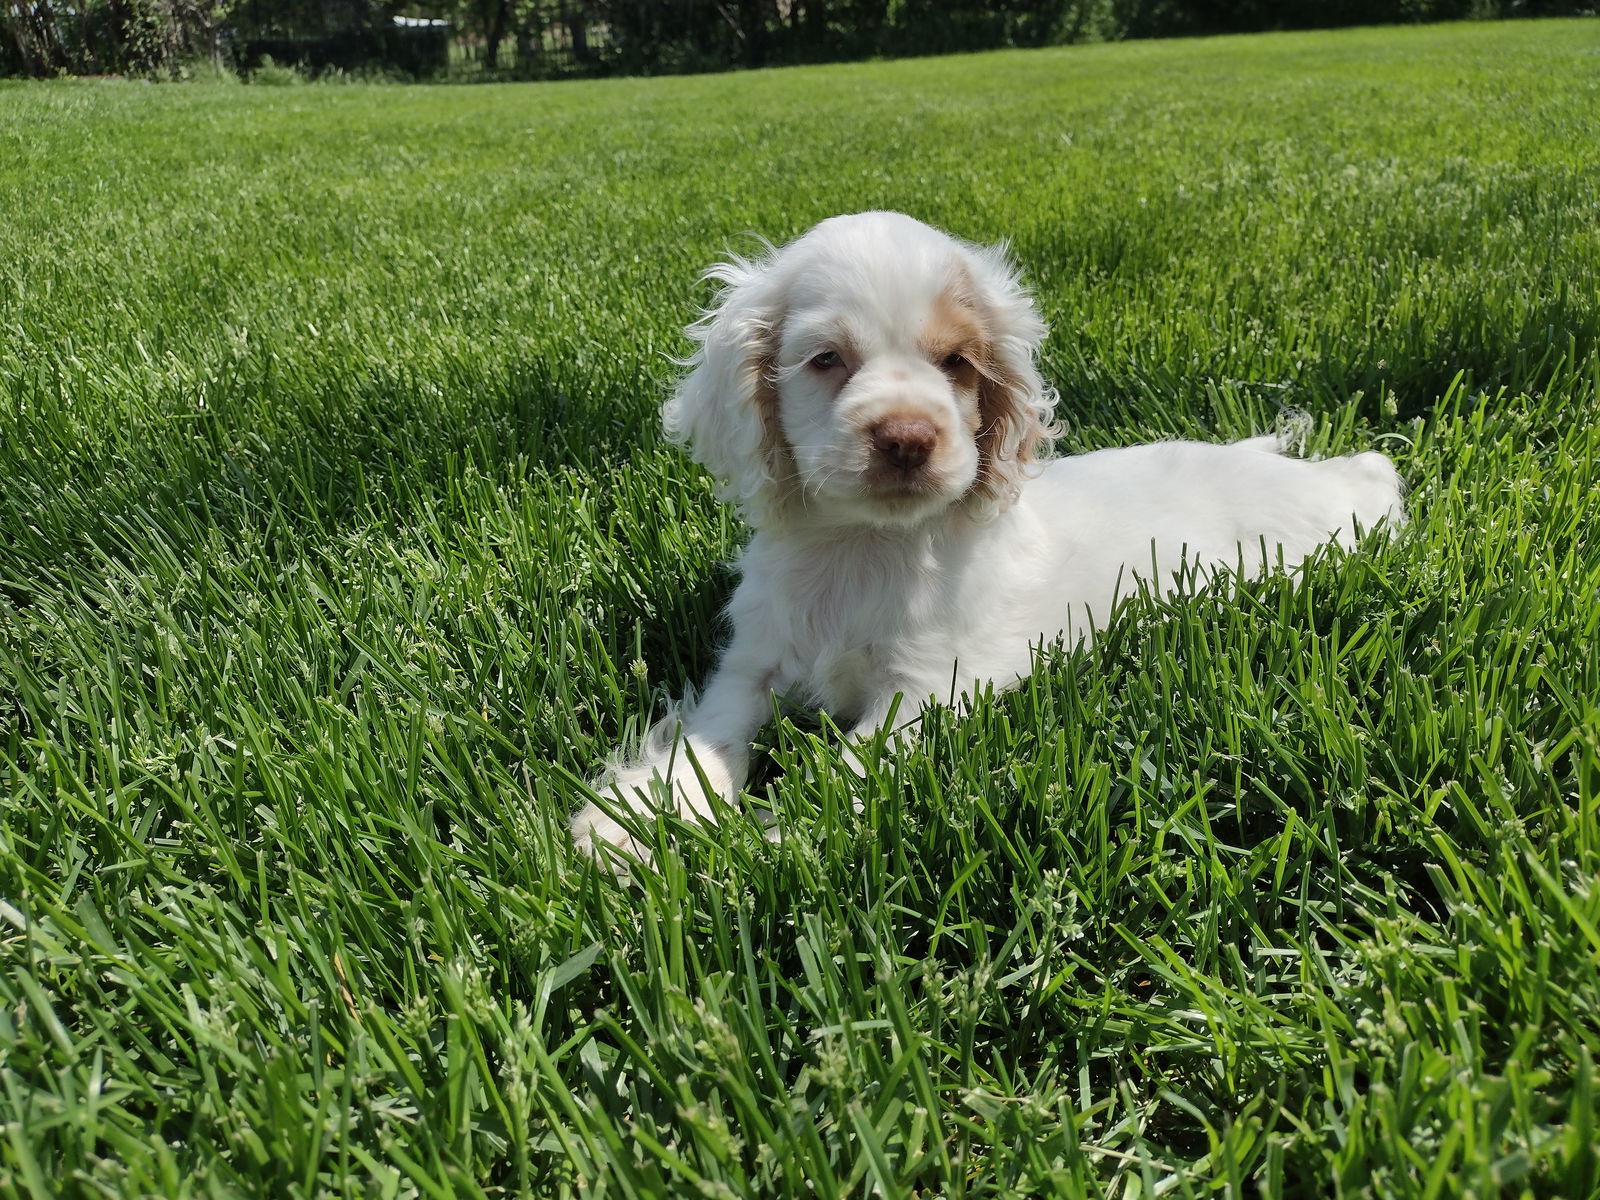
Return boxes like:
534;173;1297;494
664;211;1058;529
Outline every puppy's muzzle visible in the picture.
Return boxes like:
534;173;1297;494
871;416;938;473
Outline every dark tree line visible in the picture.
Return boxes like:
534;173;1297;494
1;0;1592;79
2;0;230;75
425;0;1593;77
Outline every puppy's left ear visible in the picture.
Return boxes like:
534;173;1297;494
961;241;1060;513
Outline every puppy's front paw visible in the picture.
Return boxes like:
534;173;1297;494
572;744;745;866
570;795;652;865
571;757;719;863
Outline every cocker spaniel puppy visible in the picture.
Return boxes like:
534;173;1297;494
572;211;1404;858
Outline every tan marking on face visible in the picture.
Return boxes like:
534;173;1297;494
750;330;799;492
976;358;1042;464
920;286;988;432
940;268;1049;506
920;289;987;371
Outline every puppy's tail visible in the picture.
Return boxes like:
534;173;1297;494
1237;408;1313;458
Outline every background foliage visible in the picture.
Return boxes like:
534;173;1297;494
1;0;229;76
1;0;1595;78
3;18;1600;1198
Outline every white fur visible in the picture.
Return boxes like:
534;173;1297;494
571;211;1405;859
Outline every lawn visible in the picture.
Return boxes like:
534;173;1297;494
3;18;1600;1198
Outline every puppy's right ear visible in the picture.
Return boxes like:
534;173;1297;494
662;254;790;522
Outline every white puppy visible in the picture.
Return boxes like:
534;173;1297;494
572;211;1403;858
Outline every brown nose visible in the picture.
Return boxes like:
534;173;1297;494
871;417;938;472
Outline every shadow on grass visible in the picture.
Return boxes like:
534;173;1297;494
1;356;657;602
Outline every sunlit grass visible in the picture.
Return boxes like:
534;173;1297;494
3;18;1599;1197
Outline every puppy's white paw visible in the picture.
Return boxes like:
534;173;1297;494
572;751;736;866
569;798;652;866
616;753;735;820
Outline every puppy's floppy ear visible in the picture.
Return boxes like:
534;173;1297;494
662;251;790;522
959;240;1060;514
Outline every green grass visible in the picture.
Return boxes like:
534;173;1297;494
4;18;1600;1197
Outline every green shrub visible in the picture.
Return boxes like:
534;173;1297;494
243;53;304;85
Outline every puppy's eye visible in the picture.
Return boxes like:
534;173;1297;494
809;350;843;371
940;352;970;373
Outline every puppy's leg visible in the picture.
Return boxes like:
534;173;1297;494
573;650;782;858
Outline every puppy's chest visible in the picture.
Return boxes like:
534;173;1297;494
768;557;948;714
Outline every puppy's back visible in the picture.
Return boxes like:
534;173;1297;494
1028;437;1404;585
